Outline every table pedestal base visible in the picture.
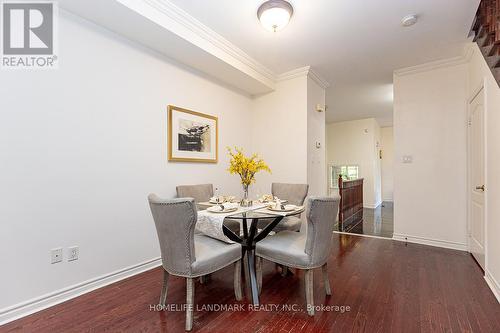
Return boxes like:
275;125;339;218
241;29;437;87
223;216;284;306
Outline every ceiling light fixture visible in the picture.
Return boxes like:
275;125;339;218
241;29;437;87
257;0;294;32
401;14;418;27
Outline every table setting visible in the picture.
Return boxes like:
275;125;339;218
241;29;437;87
197;195;303;243
194;147;306;306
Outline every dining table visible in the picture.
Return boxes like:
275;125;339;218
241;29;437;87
196;202;304;306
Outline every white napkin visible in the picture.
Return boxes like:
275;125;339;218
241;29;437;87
269;199;286;210
207;202;239;212
209;196;223;203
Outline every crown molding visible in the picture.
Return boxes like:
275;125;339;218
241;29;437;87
143;0;276;83
277;66;330;89
276;66;311;81
308;67;330;89
394;56;468;76
143;0;331;90
394;48;472;77
67;0;330;94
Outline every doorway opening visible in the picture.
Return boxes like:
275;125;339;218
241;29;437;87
326;119;394;238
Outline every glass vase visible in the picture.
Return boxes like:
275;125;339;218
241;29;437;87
241;184;252;207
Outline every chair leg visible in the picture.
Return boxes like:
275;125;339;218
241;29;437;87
281;265;289;277
322;263;332;295
276;263;288;277
199;274;211;284
256;257;262;294
185;278;195;331
159;269;169;306
305;269;314;316
234;260;243;301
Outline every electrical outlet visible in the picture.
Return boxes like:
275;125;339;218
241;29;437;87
68;246;79;261
51;248;63;264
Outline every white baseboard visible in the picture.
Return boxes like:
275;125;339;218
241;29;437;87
364;201;382;209
392;233;467;251
333;231;392;240
0;257;161;326
485;269;500;304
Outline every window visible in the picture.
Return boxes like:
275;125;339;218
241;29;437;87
329;165;359;189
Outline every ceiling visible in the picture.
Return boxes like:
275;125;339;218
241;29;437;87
168;0;479;126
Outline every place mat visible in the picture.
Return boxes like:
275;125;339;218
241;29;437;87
197;209;240;243
196;203;279;243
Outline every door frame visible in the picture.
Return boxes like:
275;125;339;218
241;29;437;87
466;79;487;269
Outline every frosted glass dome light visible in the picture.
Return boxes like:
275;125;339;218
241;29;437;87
257;0;294;32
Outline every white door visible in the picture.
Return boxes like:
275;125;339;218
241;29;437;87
468;87;485;270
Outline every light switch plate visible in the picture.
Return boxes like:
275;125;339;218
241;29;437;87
402;155;413;163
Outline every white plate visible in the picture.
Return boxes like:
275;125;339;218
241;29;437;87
267;205;296;212
206;207;238;214
260;199;288;204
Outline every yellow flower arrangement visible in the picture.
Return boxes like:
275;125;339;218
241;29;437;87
227;147;271;197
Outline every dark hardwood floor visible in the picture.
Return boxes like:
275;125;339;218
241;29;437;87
338;201;394;238
2;234;499;332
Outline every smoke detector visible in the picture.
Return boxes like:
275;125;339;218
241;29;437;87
401;15;418;27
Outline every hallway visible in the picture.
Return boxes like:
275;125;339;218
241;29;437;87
336;202;394;238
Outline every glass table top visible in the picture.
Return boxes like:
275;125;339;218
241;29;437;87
216;205;304;220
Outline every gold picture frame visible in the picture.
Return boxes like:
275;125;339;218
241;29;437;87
168;105;218;163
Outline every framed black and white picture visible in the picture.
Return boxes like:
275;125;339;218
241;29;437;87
168;105;218;163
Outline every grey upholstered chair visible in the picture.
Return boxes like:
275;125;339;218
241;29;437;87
176;184;213;204
256;196;340;316
257;183;309;233
176;184;240;235
148;195;243;331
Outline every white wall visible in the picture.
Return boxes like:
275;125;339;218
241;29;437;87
373;122;382;205
0;11;254;312
393;62;468;249
0;10;330;321
468;43;500;299
251;74;326;197
307;77;326;196
326;118;382;208
251;76;308;196
381;127;394;201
